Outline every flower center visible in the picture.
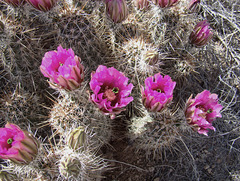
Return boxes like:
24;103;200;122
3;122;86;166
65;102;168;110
59;62;63;66
156;89;162;93
207;109;212;114
112;87;119;94
103;87;119;102
7;138;13;145
196;105;206;112
196;105;213;114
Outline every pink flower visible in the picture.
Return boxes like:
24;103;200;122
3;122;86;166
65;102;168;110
0;123;39;164
105;0;128;23
152;0;180;8
40;45;84;91
185;90;223;136
26;0;58;11
90;65;134;119
141;73;176;112
189;20;213;47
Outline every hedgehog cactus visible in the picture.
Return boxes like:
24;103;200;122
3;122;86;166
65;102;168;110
40;45;84;91
185;90;223;136
128;111;180;159
58;149;108;180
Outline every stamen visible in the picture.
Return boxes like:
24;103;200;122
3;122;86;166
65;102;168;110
7;138;13;144
112;87;119;94
207;109;212;113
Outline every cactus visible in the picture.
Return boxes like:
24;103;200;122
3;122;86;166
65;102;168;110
58;148;107;180
0;86;47;125
46;88;113;150
55;11;108;69
128;110;181;159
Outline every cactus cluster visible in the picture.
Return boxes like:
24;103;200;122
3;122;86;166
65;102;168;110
0;0;239;180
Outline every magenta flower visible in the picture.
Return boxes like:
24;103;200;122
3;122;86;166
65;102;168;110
141;73;176;112
2;0;25;7
189;20;213;47
105;0;128;23
40;45;84;91
134;0;150;10
152;0;180;8
185;90;223;136
90;65;134;119
0;123;39;164
26;0;58;11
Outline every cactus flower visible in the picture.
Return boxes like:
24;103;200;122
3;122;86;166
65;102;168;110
90;65;134;119
40;45;84;91
0;123;39;164
185;90;223;136
141;73;176;112
134;0;150;9
189;20;213;47
2;0;25;7
105;0;128;23
152;0;180;8
26;0;58;11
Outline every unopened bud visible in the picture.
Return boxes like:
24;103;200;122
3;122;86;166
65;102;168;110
59;157;81;179
144;50;159;65
105;0;128;23
152;0;180;8
189;20;213;47
134;0;150;10
67;126;86;151
187;0;200;13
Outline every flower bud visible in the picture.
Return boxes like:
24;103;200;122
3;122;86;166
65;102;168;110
2;0;25;7
143;50;159;65
26;0;58;11
105;0;128;23
59;157;81;179
152;0;180;8
0;123;39;164
134;0;149;10
187;0;200;13
67;127;86;151
189;20;213;47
